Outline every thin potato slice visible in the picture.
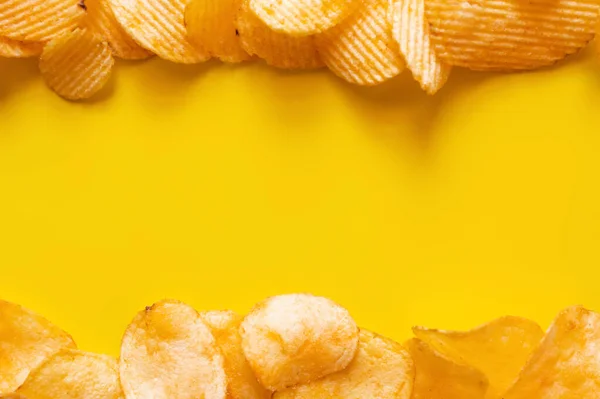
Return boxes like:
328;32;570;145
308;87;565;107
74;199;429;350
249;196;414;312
390;0;450;94
274;330;414;399
17;350;122;399
39;28;114;100
425;0;600;71
316;0;404;85
0;37;43;58
414;316;544;399
120;300;227;399
0;300;76;395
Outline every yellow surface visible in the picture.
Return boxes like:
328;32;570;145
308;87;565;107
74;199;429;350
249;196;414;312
1;49;600;357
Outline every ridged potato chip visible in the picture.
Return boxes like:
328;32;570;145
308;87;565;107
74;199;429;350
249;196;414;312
0;37;43;58
504;306;600;399
185;0;250;63
120;300;227;399
425;0;600;71
0;0;85;42
414;316;544;399
240;294;359;391
39;28;114;100
200;311;270;399
17;349;122;399
390;0;451;94
0;300;76;395
274;329;414;399
316;0;404;85
237;0;322;69
407;338;488;399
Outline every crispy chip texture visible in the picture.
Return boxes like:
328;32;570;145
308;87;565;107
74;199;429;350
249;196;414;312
275;329;414;399
17;350;123;399
390;0;450;94
0;300;76;395
504;306;600;399
240;294;359;391
414;316;544;399
0;37;43;58
316;0;404;85
249;0;360;36
425;0;600;71
407;338;488;399
120;300;227;399
39;28;114;100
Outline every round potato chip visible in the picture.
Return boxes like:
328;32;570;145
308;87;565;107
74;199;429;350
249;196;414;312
17;350;122;399
249;0;361;36
390;0;451;94
108;0;209;63
120;300;227;399
0;300;76;395
240;293;359;391
274;329;414;399
0;37;43;58
316;0;404;85
39;28;114;100
425;0;600;71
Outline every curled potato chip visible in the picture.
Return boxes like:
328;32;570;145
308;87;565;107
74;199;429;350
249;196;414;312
425;0;600;71
120;300;227;399
39;28;114;100
0;300;76;395
390;0;450;94
17;349;122;399
240;294;359;391
275;329;414;399
0;37;43;58
316;0;404;85
407;338;488;399
414;316;544;399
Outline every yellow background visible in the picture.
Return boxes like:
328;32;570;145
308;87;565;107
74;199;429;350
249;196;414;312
1;48;600;357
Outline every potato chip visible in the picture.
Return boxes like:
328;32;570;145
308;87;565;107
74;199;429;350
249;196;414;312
414;316;544;399
0;300;76;395
120;300;227;399
390;0;450;94
406;338;488;399
17;349;122;399
39;28;114;100
503;306;600;399
109;0;208;63
237;0;322;69
316;0;404;85
185;0;250;63
0;37;43;58
249;0;361;36
200;310;270;399
274;329;414;399
0;0;85;42
240;293;359;391
425;0;600;71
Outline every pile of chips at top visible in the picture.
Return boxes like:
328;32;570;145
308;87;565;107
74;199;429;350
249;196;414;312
0;0;599;100
2;294;600;398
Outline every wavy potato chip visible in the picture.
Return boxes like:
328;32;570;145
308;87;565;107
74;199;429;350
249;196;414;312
240;294;359;391
275;329;414;399
414;316;544;399
0;300;76;395
17;350;122;399
0;37;43;58
120;300;227;399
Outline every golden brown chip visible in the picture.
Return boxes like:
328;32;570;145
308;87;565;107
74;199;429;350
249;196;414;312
236;0;322;69
414;316;544;399
120;300;227;399
425;0;600;71
316;0;404;85
17;349;122;399
39;28;114;100
0;37;43;58
407;338;488;399
274;329;414;399
0;300;76;395
390;0;450;94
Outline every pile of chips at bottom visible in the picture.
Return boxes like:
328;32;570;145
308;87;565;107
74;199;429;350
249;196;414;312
2;296;600;398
